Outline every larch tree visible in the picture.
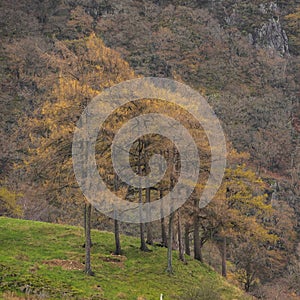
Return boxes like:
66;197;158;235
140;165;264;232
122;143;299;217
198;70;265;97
205;159;279;282
22;33;135;274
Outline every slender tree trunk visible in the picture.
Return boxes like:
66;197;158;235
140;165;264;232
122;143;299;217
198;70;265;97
160;189;167;247
166;213;174;274
139;185;148;251
113;175;121;255
84;202;87;235
85;203;93;275
139;187;149;251
221;237;227;278
193;214;203;262
159;152;167;247
166;147;176;273
114;217;121;255
83;203;92;247
140;223;148;250
83;99;93;275
172;227;177;250
177;211;185;262
146;225;153;245
193;220;203;262
139;191;149;251
146;187;153;245
161;217;167;247
137;137;149;252
184;224;190;256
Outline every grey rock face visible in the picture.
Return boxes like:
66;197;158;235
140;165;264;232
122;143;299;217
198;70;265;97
248;2;289;55
250;17;289;55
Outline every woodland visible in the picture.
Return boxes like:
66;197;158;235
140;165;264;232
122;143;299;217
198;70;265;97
0;0;299;299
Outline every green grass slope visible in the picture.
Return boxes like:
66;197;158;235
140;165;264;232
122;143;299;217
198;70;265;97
0;217;248;300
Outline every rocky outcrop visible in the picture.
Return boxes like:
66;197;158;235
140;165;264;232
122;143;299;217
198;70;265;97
249;16;289;55
249;2;289;55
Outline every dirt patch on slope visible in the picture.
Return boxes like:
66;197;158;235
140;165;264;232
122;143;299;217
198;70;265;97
43;259;83;270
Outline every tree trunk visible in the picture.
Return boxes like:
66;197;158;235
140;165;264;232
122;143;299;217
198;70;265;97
114;217;121;255
146;224;153;245
177;211;185;262
166;146;177;273
166;213;174;274
84;202;86;234
140;223;148;250
193;223;203;262
139;187;149;251
193;214;203;262
146;187;153;245
113;175;121;255
184;224;190;256
138;137;149;252
85;203;93;275
221;237;227;278
160;189;167;247
83;203;92;247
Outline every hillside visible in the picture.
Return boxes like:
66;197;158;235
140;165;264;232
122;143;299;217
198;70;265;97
0;217;247;300
0;0;299;299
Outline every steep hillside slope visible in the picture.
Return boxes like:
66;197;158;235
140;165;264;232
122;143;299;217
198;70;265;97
0;217;248;300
